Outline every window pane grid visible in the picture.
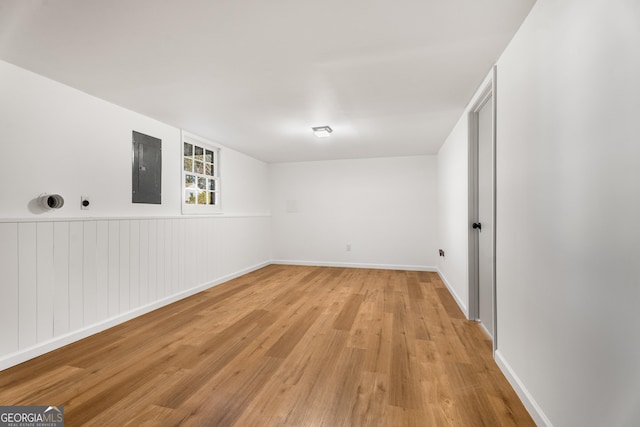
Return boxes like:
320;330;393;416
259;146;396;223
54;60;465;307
183;137;219;208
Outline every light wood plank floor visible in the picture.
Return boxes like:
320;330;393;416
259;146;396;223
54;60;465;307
0;266;534;426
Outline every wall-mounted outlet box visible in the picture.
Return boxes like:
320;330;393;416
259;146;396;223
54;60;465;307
346;244;351;252
439;249;445;257
81;195;90;210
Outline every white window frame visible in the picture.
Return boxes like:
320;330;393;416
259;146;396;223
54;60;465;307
181;130;221;214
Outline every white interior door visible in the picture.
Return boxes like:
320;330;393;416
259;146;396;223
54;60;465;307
477;94;494;340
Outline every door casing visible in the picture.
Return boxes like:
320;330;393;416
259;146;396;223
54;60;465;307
468;66;497;351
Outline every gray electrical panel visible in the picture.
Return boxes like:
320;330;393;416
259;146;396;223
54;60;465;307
132;131;162;204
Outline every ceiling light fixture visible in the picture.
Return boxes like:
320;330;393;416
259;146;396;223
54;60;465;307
312;126;333;138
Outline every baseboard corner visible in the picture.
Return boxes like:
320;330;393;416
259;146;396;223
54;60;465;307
494;349;553;427
436;269;469;318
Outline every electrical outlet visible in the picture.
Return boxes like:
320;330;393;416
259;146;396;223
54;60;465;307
346;244;351;252
81;195;90;210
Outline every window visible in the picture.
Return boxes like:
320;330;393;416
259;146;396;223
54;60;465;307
181;131;220;214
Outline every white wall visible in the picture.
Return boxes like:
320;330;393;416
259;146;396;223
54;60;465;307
435;70;493;316
0;59;269;218
436;71;495;317
436;115;469;314
494;1;640;426
0;59;271;369
437;0;640;425
270;156;438;270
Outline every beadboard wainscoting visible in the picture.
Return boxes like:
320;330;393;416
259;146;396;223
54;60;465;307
0;215;271;370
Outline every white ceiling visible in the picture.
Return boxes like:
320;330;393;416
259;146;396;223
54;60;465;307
0;0;535;163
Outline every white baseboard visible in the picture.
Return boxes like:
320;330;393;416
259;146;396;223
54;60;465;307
0;261;270;372
478;321;493;340
436;269;469;318
271;259;437;272
495;349;553;427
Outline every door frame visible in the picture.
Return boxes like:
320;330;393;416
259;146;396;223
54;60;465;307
468;66;497;351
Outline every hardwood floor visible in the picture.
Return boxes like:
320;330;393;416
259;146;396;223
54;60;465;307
0;266;534;426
